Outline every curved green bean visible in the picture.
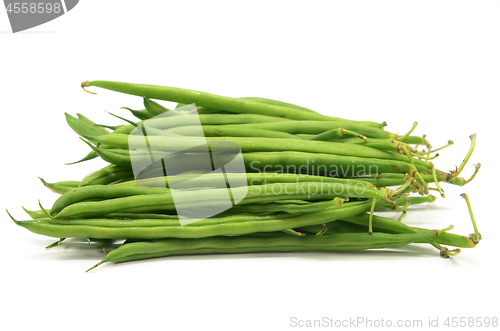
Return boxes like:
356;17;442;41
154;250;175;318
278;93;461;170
87;231;436;270
82;80;384;128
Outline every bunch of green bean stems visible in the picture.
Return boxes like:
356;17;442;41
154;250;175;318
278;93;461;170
10;80;481;271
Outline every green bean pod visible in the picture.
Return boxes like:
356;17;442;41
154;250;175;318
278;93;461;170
79;164;132;187
218;121;394;139
143;96;169;115
87;231;435;270
121;107;154;121
159;125;298;139
85;133;432;168
12;199;391;239
50;184;171;216
85;145;431;179
54;182;389;219
65;113;108;144
81;80;384;128
226;197;346;215
112;113;293;135
243;152;429;176
39;178;81;194
66;150;99;165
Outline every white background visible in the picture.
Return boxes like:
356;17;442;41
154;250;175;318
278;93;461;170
1;1;498;330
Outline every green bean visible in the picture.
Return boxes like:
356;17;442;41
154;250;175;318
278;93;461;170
79;164;132;186
39;212;180;221
11;198;392;240
65;150;99;165
76;114;110;134
112;113;294;135
83;143;203;169
81;80;384;128
86;231;436;270
65;113;107;144
340;213;476;248
54;182;390;219
86;145;430;181
159;125;298;139
143;96;169;115
22;207;48;220
50;184;171;216
85;133;433;168
143;97;186;116
227;197;345;215
39;178;80;194
295;195;436;234
242;152;429;177
218;121;395;139
121;107;154;121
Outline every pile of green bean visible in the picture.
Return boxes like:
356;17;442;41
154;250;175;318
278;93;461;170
8;80;482;271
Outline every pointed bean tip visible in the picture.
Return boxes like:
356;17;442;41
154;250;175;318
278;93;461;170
86;261;103;273
6;209;20;225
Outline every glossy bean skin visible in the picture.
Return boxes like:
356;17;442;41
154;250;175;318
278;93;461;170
54;182;389;219
82;80;384;128
79;164;132;187
89;231;434;269
225;197;345;215
143;96;168;115
13;198;390;239
50;184;172;215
